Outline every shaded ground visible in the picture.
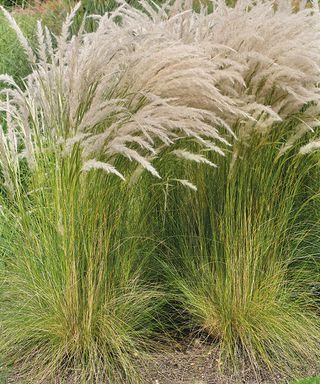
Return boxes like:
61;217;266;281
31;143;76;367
143;342;282;384
142;333;320;384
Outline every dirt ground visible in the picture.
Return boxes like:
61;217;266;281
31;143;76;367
142;342;283;384
142;332;320;384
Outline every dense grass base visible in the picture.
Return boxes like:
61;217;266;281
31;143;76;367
0;154;165;383
151;130;320;378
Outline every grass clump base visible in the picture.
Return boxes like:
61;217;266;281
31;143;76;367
158;130;320;379
0;152;164;383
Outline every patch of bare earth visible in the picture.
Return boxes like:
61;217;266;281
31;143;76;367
142;341;283;384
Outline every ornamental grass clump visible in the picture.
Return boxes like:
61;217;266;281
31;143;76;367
0;150;165;383
0;1;245;381
0;0;319;382
145;1;320;379
159;130;320;378
138;0;320;378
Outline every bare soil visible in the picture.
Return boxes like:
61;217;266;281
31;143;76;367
142;341;284;384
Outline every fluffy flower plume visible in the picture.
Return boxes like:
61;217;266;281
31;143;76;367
0;0;319;195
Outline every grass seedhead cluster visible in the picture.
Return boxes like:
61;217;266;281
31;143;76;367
0;0;242;196
0;0;319;382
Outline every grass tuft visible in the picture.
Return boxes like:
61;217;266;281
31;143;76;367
156;128;320;378
0;149;164;383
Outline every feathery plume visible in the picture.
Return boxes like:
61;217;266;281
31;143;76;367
0;0;319;192
299;140;320;155
82;159;125;180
